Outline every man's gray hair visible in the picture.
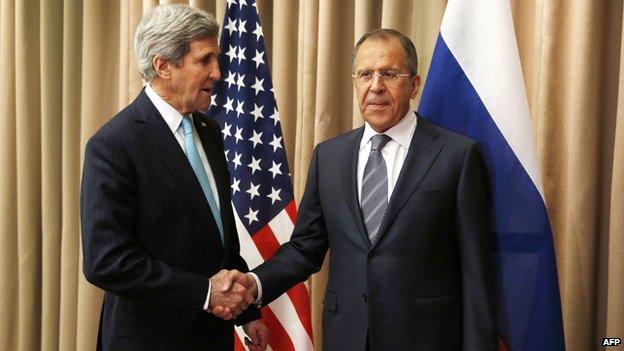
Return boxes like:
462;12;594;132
134;4;219;82
352;29;418;75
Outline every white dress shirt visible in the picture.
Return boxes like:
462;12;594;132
357;111;417;203
144;84;220;311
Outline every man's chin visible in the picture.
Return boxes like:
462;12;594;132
196;101;211;112
364;113;390;124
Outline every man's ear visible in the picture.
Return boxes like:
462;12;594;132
410;75;421;99
153;55;172;79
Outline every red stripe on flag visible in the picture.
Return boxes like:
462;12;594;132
286;283;314;339
285;200;297;223
252;223;314;341
252;224;282;259
262;306;295;351
234;331;245;351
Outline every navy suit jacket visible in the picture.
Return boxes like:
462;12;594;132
253;114;497;350
80;89;259;351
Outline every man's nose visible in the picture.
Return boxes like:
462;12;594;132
370;75;385;93
211;62;222;81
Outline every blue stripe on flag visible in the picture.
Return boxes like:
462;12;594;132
419;35;565;351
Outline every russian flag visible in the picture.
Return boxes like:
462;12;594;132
418;1;566;350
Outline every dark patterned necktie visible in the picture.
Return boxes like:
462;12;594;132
361;134;391;244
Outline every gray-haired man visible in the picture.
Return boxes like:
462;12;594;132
80;4;268;350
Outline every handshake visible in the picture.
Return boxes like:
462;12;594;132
208;270;268;351
208;269;259;319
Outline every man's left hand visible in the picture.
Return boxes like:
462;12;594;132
243;319;269;351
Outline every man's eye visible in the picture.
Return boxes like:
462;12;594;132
359;71;373;79
381;70;397;78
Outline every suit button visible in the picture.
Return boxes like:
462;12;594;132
362;294;367;302
368;252;376;259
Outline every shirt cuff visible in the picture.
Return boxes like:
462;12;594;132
247;272;263;304
203;279;212;311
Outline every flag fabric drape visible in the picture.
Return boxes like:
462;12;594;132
207;1;313;350
418;0;566;350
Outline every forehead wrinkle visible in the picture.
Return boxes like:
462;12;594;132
356;48;406;70
355;38;408;72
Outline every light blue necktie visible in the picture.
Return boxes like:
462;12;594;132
181;115;224;243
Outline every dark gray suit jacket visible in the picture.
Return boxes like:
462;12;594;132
253;113;497;350
81;89;259;351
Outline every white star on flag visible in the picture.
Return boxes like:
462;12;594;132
231;177;241;195
269;135;283;152
222;122;232;139
223;97;234;114
235;99;245;118
251;77;264;96
252;50;265;68
249;130;263;148
243;207;259;224
247;156;261;174
224;71;236;89
225;45;237;63
236;73;246;91
267;186;282;204
236;46;247;64
268;161;282;179
253;22;263;42
270;107;280;126
234;126;244;144
232;152;242;169
251;104;264;122
224;17;237;35
246;182;260;200
237;19;248;35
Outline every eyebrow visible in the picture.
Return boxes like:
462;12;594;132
196;51;220;62
356;66;400;73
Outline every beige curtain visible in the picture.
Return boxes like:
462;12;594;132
1;0;622;350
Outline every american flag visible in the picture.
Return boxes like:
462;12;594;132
206;1;314;350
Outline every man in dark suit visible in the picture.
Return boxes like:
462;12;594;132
217;29;497;350
80;5;268;351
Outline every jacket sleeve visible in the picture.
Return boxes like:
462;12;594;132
455;143;498;351
252;145;330;304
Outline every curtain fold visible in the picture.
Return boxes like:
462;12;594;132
0;1;622;350
16;1;42;349
0;1;18;350
40;2;63;351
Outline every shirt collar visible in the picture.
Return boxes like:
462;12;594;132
360;111;417;150
144;83;187;134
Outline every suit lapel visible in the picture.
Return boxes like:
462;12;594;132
372;115;442;249
340;128;371;247
133;91;221;236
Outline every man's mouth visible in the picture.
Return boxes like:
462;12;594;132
367;101;389;109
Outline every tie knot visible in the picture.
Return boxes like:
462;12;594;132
181;115;193;136
370;134;391;151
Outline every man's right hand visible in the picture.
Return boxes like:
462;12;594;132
208;270;254;320
210;271;258;320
